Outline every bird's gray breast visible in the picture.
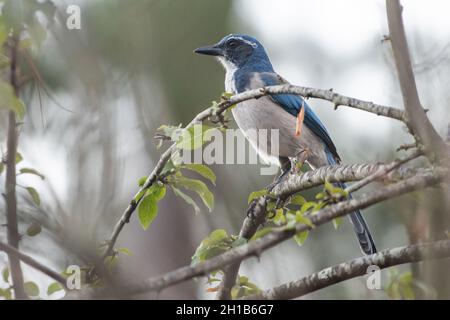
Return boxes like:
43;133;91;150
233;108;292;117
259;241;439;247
229;73;328;167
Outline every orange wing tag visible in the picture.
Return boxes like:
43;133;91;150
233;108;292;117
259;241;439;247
295;101;305;137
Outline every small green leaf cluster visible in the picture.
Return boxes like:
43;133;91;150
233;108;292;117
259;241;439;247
135;161;216;230
247;180;349;247
191;229;235;266
385;269;435;300
0;266;63;299
231;275;261;299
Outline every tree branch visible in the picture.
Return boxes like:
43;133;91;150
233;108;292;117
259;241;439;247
118;169;446;296
102;85;407;261
0;242;67;288
4;35;27;299
386;0;448;158
243;239;450;300
272;151;422;197
215;151;422;299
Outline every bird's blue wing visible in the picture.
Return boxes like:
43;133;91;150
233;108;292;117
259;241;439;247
260;73;340;160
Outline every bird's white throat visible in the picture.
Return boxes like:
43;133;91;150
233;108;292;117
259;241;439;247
217;57;237;93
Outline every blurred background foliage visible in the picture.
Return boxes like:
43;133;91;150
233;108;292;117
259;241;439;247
0;0;449;299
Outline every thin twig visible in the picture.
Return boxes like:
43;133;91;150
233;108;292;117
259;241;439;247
0;242;68;288
345;150;422;194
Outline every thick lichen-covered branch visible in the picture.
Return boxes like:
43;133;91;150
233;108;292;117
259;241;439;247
215;151;422;299
117;169;446;295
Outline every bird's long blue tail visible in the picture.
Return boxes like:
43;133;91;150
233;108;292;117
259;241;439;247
326;151;377;255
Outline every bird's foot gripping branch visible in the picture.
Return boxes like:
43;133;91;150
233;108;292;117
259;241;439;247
89;80;449;300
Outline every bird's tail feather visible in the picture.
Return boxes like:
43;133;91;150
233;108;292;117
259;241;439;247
325;151;377;255
339;182;377;255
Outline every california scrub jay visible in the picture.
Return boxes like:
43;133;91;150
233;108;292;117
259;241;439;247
195;34;376;255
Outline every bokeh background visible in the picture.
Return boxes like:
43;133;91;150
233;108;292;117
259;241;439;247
1;0;450;299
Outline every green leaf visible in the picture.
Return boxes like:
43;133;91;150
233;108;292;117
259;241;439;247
248;189;268;204
137;176;147;187
0;163;4;175
332;217;343;229
176;124;214;150
191;229;231;265
147;183;166;201
117;247;132;256
24;281;40;297
250;227;273;241
221;92;234;99
290;194;306;206
137;193;158;230
172;186;200;214
300;201;317;214
238;276;249;285
156;124;183;141
208;229;228;244
26;186;40;206
0;287;12;300
182;164;216;185
231;237;247;248
47;282;63;295
0;81;26;119
26;222;42;237
294;231;309;246
315;192;325;200
231;286;245;299
324;179;334;193
133;189;146;203
272;208;286;225
2;267;9;283
231;275;261;299
171;176;214;212
295;211;315;228
19;168;45;180
136;184;166;230
15;152;23;164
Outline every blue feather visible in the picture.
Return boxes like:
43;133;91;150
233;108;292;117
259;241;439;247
260;73;340;161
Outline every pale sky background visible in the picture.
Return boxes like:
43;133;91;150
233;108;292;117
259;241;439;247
236;0;450;143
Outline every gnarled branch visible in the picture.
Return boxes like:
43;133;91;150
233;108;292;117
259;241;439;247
117;169;446;296
215;151;423;299
243;239;450;300
103;84;407;261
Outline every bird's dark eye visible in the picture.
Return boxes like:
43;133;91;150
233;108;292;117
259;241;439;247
227;40;238;48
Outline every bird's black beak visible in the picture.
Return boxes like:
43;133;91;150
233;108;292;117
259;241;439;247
194;44;223;56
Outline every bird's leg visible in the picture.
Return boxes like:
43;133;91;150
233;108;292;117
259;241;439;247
247;157;291;218
266;156;291;192
291;149;309;174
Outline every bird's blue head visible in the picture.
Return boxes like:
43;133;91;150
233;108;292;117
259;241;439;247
194;34;274;73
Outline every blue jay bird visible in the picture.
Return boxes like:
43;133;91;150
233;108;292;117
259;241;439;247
194;34;376;255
